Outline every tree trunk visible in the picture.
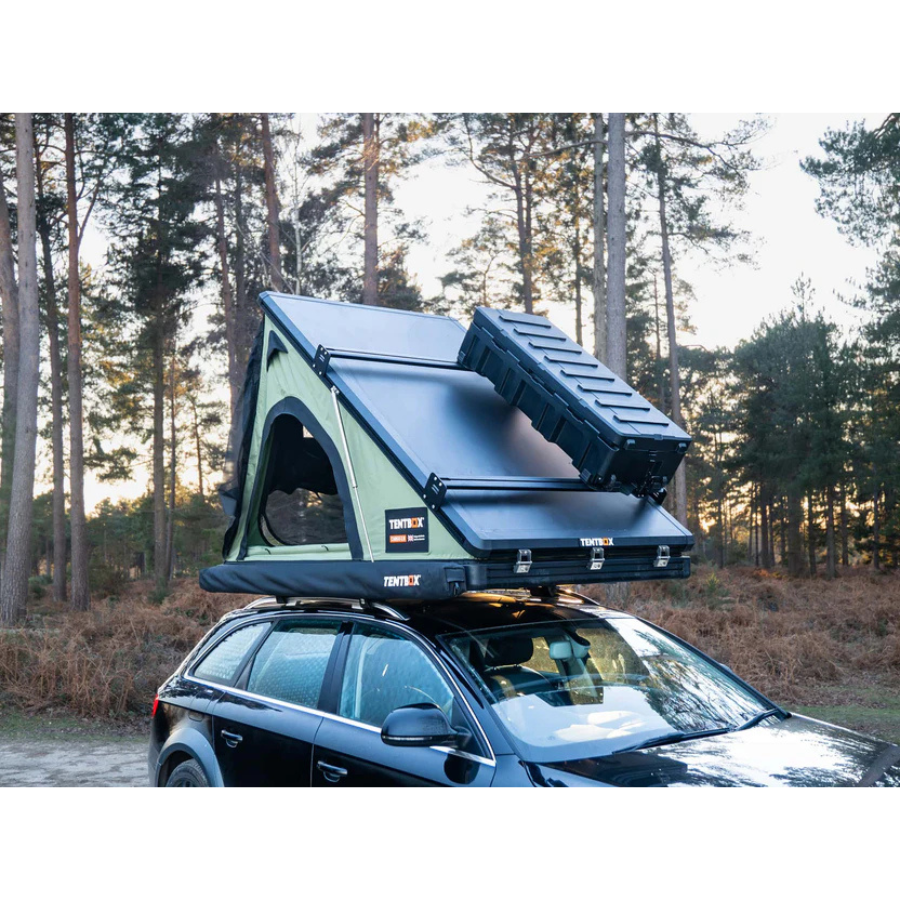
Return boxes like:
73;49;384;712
653;277;665;410
654;116;687;527
153;332;167;594
605;113;627;378
0;173;20;591
362;113;379;306
193;399;205;503
233;168;249;371
65;114;90;612
591;114;607;363
716;485;725;567
512;154;534;315
36;173;68;605
807;492;817;576
748;484;756;564
260;113;283;291
779;495;787;565
825;483;837;579
769;497;776;565
873;482;881;571
215;171;239;423
724;489;732;567
573;214;583;345
839;482;849;566
0;115;41;624
760;490;771;568
166;343;177;580
787;487;804;577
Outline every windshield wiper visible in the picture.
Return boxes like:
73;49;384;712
614;708;784;755
733;707;782;732
613;726;732;755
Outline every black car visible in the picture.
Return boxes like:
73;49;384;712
149;590;900;787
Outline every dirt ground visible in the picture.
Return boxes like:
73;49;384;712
0;713;148;787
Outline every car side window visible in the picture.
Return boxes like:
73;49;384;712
246;622;340;709
193;622;269;686
339;626;455;728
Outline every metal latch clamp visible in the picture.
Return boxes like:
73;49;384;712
515;549;532;575
654;545;671;568
589;547;605;571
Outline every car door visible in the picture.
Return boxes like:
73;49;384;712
210;618;343;787
312;622;494;787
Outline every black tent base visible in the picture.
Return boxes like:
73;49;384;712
200;555;690;601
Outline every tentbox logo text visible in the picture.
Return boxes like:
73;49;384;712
385;507;430;554
580;537;614;547
383;574;422;588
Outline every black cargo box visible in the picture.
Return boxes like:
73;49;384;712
458;308;691;497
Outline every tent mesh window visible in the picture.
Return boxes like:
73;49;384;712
257;414;348;547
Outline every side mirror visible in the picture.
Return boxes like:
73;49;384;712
381;703;459;749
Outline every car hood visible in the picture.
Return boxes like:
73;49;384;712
533;714;900;787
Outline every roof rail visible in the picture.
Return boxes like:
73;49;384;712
556;587;606;608
243;595;409;621
527;585;606;608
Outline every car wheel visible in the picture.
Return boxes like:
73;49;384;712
165;759;209;787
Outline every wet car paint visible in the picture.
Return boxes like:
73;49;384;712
537;714;900;786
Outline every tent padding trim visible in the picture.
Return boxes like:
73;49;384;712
200;554;690;600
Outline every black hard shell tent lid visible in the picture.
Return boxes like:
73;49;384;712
201;293;694;601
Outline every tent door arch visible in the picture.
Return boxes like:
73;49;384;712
239;397;364;561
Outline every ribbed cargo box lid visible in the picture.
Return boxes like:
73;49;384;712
458;308;691;496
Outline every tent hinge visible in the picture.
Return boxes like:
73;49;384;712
313;346;334;383
515;549;533;575
589;547;605;571
424;474;447;510
654;545;671;568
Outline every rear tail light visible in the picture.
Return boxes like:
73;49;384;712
151;694;159;718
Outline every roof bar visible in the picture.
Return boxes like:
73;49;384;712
313;345;463;380
424;473;595;510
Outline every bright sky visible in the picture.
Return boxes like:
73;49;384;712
394;113;885;350
70;113;885;511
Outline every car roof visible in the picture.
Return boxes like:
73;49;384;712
218;591;628;641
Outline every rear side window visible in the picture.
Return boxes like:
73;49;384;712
247;623;340;709
194;623;269;686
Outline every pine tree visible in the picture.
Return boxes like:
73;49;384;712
445;114;559;315
1;115;40;623
311;114;433;308
635;113;765;524
103;114;208;595
34;114;68;604
606;114;627;376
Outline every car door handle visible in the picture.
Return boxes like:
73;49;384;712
221;729;243;749
317;761;348;782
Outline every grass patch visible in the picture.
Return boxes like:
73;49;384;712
0;709;147;743
792;705;900;745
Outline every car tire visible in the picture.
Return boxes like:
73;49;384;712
165;759;210;787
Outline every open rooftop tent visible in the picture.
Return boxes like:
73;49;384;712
201;293;694;601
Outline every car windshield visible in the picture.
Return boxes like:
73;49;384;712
445;616;769;763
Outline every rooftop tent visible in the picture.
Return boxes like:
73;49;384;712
201;292;694;600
